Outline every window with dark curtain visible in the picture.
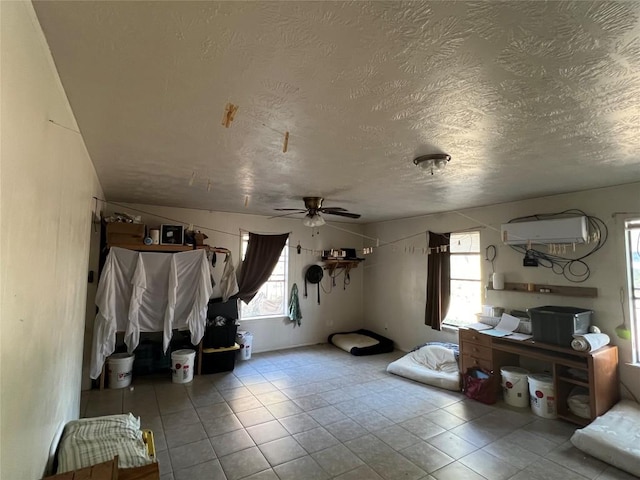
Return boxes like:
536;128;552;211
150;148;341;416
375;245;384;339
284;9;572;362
236;232;289;303
425;231;451;330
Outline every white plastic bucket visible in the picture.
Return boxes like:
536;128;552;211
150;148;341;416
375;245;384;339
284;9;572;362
107;353;135;389
236;331;253;361
528;374;556;419
501;366;530;408
171;349;196;384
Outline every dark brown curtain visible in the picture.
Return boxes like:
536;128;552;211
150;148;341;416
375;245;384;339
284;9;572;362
237;232;289;303
425;231;451;330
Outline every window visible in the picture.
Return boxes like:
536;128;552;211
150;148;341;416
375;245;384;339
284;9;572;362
625;219;640;363
443;231;482;327
239;233;289;320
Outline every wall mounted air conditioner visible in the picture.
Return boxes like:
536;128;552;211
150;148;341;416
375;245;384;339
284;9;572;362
501;217;588;245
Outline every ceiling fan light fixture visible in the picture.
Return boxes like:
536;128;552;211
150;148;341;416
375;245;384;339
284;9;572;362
413;153;451;175
302;212;325;227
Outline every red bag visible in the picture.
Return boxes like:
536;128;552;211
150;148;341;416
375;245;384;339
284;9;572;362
463;368;498;404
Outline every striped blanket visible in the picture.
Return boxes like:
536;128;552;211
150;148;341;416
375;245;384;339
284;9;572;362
57;414;152;473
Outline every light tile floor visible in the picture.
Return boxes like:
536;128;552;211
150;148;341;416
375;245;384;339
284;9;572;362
81;345;634;480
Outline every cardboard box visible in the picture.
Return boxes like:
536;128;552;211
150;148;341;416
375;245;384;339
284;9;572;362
43;457;118;479
194;232;207;246
107;223;145;245
119;463;159;480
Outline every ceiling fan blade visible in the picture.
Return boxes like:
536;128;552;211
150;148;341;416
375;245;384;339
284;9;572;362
323;210;361;219
274;208;307;212
269;211;307;219
320;207;348;212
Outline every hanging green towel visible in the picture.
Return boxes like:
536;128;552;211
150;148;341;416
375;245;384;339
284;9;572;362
288;283;302;327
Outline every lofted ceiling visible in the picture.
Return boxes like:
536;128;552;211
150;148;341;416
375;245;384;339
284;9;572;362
33;1;640;223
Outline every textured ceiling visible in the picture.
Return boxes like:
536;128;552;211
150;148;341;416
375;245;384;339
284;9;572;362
34;1;640;223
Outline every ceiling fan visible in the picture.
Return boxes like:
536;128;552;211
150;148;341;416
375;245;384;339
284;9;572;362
275;197;361;227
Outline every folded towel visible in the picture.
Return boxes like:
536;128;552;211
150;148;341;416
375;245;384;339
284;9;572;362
571;333;610;352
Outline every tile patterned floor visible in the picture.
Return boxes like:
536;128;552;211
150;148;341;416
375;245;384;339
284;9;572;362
81;344;634;480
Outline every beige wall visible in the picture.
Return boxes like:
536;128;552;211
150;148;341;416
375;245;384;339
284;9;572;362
363;182;640;400
1;2;103;478
108;204;365;354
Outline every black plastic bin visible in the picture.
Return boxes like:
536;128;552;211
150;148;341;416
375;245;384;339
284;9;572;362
529;306;592;347
203;323;238;349
133;339;171;375
200;348;238;374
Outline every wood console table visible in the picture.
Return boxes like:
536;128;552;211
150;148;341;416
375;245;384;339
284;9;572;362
459;328;619;425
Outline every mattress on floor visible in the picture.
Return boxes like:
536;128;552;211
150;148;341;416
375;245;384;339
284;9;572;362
386;344;460;391
328;329;394;356
57;413;154;473
570;400;640;478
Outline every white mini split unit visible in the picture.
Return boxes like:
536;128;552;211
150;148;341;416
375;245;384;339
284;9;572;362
501;217;588;245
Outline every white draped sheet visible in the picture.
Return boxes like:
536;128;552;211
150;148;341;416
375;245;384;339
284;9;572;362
90;247;214;379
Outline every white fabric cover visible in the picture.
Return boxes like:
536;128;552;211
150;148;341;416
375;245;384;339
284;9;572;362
220;252;239;302
387;345;460;391
173;250;215;347
332;333;380;351
91;247;138;380
90;247;213;379
208;251;239;302
571;400;640;477
127;252;174;354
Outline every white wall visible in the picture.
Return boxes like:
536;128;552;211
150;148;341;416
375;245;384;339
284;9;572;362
81;213;102;391
363;183;640;400
0;3;103;478
112;204;365;352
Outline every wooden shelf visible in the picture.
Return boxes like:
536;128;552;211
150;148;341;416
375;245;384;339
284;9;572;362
322;259;363;275
488;282;597;298
108;244;229;254
202;343;240;354
557;412;590;427
492;339;588;370
108;243;193;252
557;375;590;388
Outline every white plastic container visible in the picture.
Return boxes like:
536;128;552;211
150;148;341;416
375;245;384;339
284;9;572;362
236;331;253;360
528;374;557;418
171;349;196;384
107;353;135;389
501;366;530;408
492;272;505;290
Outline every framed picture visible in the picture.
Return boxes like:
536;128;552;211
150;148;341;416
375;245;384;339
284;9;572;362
160;225;184;245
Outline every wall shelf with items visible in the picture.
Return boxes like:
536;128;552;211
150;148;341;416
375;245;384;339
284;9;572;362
488;282;597;298
107;243;231;254
107;243;193;252
322;259;363;276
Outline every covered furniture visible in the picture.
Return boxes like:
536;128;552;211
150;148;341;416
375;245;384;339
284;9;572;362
56;414;155;474
328;329;394;356
386;343;460;391
90;247;213;379
570;400;640;478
